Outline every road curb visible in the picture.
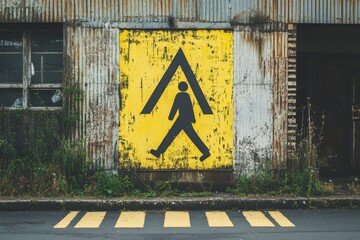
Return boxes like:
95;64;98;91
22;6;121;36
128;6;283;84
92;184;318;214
1;196;359;211
308;196;360;209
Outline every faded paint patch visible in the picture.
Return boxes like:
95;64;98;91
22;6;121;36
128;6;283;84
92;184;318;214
234;30;272;175
233;30;288;174
64;26;120;170
119;30;233;170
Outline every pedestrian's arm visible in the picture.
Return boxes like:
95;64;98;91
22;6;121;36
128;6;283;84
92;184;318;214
168;95;179;120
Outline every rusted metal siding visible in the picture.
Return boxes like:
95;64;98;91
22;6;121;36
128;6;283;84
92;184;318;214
197;0;230;22
287;24;297;157
175;0;197;21
231;0;294;24
1;0;359;24
64;25;119;169
272;32;288;170
0;0;66;22
1;0;358;174
0;0;243;23
0;0;174;23
231;0;360;24
234;29;288;174
73;0;173;22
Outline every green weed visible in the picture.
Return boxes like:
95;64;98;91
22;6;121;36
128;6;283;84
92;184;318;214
322;180;335;195
94;173;134;197
231;101;323;197
231;165;321;196
142;180;181;197
347;177;360;194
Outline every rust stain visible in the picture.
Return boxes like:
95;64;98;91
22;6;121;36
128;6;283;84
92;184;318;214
263;0;267;17
0;0;359;24
244;31;264;70
272;0;279;21
64;26;119;169
268;32;288;169
235;30;288;171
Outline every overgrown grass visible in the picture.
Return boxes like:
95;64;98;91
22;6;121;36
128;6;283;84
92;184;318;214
229;162;322;196
0;109;217;197
347;177;360;194
0;118;214;197
0;98;350;198
0;137;88;196
230;100;324;196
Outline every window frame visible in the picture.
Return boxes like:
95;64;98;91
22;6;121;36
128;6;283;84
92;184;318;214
0;24;63;110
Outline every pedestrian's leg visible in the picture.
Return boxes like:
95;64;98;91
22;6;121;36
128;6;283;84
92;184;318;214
184;125;210;161
156;120;182;154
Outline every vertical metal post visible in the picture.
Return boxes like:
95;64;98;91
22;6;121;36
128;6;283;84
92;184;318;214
40;54;43;84
307;97;312;166
172;0;178;19
22;31;31;109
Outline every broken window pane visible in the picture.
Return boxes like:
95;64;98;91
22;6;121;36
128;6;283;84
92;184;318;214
51;89;62;103
0;89;22;107
0;28;63;109
29;89;62;107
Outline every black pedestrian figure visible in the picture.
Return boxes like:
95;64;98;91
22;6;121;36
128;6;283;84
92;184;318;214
150;81;211;161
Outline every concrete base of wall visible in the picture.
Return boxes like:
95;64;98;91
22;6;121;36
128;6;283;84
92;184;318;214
123;170;234;191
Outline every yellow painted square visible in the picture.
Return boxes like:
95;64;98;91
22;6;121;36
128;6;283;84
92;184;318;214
119;30;233;170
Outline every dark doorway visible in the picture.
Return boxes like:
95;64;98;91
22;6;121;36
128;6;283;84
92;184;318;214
297;24;360;177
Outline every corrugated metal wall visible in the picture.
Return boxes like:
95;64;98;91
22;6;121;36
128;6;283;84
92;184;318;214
197;0;230;22
175;0;197;21
234;29;288;174
0;0;174;22
64;25;119;170
72;0;173;22
1;0;359;24
0;0;66;22
2;0;359;172
231;0;360;24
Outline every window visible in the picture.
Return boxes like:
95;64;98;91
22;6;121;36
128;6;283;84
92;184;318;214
0;24;63;109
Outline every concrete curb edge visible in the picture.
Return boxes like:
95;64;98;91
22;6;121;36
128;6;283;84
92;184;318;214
1;196;359;211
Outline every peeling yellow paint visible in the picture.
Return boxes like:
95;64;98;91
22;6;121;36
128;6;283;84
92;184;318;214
119;30;233;170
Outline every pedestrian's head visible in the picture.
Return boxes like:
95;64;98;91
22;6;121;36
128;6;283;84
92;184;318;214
178;81;188;92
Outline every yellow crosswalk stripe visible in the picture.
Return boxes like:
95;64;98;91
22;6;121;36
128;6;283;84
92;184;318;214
74;212;106;228
115;211;146;228
205;211;234;227
268;211;295;227
53;210;295;229
53;211;79;228
242;211;275;227
164;211;191;228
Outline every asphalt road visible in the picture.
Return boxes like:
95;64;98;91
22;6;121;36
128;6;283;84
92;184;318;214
0;209;359;240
